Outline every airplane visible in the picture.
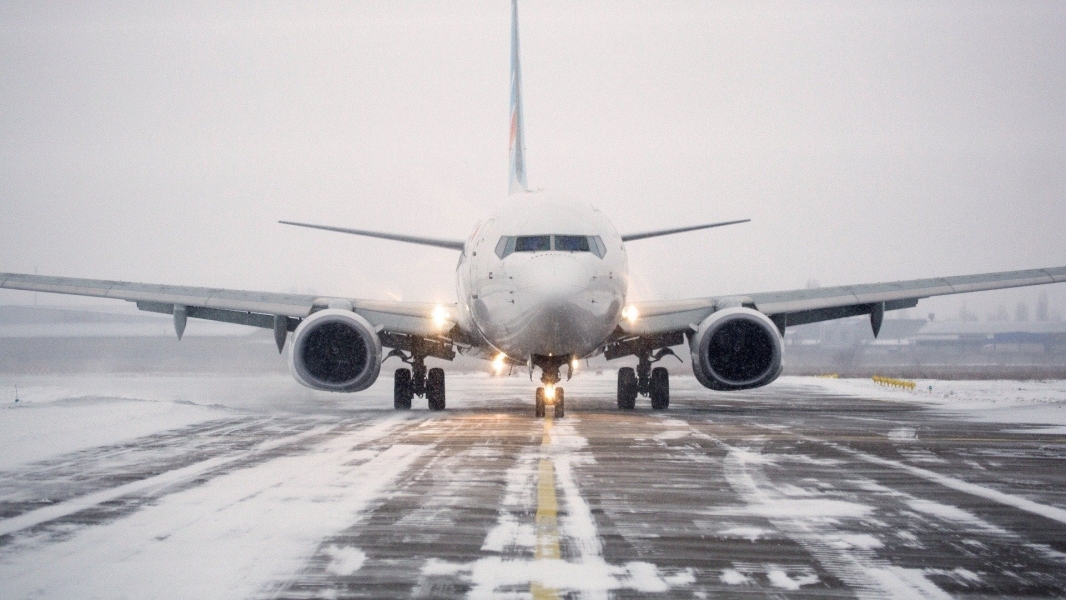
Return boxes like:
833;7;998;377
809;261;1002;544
2;0;1064;418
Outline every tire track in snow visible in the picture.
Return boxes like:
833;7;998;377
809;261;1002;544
0;415;426;600
0;415;413;547
0;416;278;520
419;414;695;598
813;436;1066;526
0;421;339;540
717;440;952;599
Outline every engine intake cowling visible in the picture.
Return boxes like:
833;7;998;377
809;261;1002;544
690;307;783;391
289;309;382;392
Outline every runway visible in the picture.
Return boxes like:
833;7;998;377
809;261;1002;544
2;374;1066;598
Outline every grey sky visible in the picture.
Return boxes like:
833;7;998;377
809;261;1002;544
2;1;1064;319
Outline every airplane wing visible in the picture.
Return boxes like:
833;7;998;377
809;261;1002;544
619;219;750;242
0;272;460;346
621;266;1066;338
279;221;465;251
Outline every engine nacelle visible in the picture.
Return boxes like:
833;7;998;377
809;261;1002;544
690;307;783;391
289;309;382;392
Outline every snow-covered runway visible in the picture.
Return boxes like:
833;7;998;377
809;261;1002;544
2;373;1066;598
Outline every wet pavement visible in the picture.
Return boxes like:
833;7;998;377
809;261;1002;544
2;374;1066;598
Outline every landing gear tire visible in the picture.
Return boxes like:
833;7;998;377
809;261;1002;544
535;387;546;418
617;367;637;410
554;388;565;418
394;368;413;410
427;367;446;411
650;367;669;410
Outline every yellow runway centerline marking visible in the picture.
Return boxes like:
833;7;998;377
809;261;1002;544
531;414;560;600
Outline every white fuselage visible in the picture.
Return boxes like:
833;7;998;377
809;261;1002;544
455;192;629;361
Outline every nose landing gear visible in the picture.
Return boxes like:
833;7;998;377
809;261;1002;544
531;354;569;418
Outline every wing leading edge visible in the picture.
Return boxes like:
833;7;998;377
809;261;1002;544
279;221;465;251
0;272;460;342
622;265;1066;338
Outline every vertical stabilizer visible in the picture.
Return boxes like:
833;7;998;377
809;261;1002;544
508;0;528;195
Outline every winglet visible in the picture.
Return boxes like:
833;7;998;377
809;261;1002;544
508;0;528;195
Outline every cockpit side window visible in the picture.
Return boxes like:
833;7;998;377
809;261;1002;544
590;235;606;258
514;235;551;252
495;236;516;259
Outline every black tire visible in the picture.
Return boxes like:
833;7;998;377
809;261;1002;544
554;388;565;418
394;368;413;410
535;387;545;418
650;367;669;410
617;367;637;410
427;367;446;411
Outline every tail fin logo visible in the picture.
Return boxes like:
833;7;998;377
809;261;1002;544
508;0;528;195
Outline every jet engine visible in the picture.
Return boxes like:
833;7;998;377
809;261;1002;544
690;307;783;391
289;309;382;392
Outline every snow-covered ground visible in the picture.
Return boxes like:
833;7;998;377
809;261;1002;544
793;376;1066;430
4;373;1066;473
3;373;1066;598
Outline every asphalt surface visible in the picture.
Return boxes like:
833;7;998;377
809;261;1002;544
3;375;1066;598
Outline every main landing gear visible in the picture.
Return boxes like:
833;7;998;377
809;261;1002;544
391;351;445;411
617;347;675;410
531;354;570;418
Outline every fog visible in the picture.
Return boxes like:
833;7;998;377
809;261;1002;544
2;1;1065;318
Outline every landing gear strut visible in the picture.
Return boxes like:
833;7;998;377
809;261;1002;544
389;344;446;411
617;347;676;410
531;354;569;418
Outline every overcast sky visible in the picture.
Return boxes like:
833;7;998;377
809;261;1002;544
2;1;1064;320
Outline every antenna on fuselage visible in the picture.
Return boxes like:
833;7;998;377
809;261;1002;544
508;0;528;195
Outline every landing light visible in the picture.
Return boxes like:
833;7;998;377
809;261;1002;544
544;384;556;400
493;353;508;375
622;305;639;325
432;304;449;329
571;358;579;370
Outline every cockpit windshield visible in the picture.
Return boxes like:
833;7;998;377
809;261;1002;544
554;235;589;252
514;235;550;252
495;235;607;259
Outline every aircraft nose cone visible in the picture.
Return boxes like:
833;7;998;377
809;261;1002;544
521;255;590;301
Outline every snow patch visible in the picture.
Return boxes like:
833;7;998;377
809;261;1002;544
423;557;691;595
0;395;230;470
827;533;883;550
720;569;750;585
889;427;917;440
796;376;1066;427
735;498;873;520
480;513;534;552
1004;425;1066;435
905;498;985;524
767;567;818;590
824;441;1066;526
323;545;366;576
719;526;772;542
0;424;424;600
